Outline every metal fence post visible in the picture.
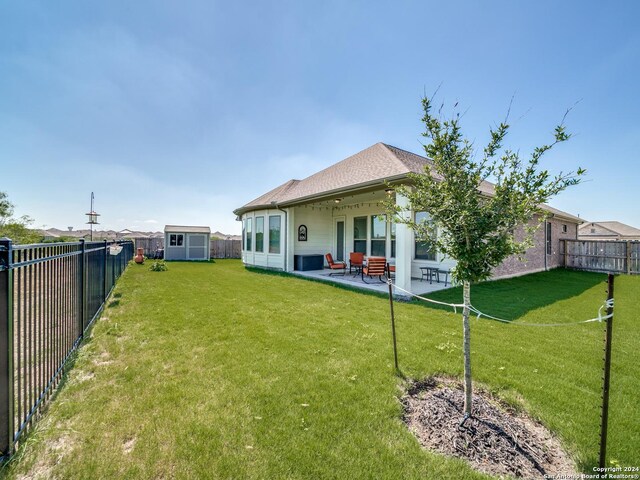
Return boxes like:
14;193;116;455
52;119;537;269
79;239;85;335
599;273;615;469
0;238;15;458
103;240;108;302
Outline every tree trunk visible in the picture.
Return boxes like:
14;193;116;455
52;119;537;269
462;280;472;417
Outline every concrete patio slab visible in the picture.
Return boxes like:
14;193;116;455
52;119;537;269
291;268;452;297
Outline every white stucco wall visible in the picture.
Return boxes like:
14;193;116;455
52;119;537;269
293;206;333;258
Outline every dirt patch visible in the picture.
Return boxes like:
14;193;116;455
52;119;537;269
122;437;136;455
402;377;577;479
93;351;112;367
74;371;95;383
16;432;76;480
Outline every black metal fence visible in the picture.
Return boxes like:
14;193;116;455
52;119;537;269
0;238;133;459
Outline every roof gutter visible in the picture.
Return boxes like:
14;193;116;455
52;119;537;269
234;173;583;224
234;174;409;216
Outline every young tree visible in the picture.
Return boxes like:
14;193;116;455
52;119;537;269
0;191;41;244
386;97;584;418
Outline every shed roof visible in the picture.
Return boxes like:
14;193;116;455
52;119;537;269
164;225;211;234
235;142;581;223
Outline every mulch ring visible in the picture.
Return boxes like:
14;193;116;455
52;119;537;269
402;377;578;479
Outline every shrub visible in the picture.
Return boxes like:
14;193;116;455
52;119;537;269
149;261;168;272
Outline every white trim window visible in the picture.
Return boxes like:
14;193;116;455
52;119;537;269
169;234;184;247
353;216;367;254
269;215;281;254
255;216;264;253
546;222;552;255
371;215;386;257
414;211;436;261
246;218;253;252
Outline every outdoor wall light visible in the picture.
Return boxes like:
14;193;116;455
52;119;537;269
334;198;342;203
385;188;394;196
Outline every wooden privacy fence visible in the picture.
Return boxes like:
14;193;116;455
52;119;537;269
561;239;640;274
133;237;164;257
210;239;241;259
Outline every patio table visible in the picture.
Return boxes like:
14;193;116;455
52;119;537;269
436;269;450;287
420;267;451;286
419;266;439;284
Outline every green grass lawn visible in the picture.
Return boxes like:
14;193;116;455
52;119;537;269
2;261;638;479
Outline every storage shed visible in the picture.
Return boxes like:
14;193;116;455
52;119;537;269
164;225;211;261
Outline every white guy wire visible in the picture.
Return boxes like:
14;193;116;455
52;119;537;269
388;279;614;328
391;281;465;311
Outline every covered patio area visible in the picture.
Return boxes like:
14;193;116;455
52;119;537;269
292;268;452;296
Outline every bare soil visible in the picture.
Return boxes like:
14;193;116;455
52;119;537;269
402;377;578;479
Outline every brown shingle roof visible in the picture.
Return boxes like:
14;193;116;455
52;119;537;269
242;179;301;209
235;142;581;223
578;221;640;236
237;143;427;213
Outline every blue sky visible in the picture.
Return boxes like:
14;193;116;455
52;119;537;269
1;1;639;235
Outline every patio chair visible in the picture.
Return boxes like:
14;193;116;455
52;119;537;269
325;253;346;275
361;256;387;283
349;252;364;274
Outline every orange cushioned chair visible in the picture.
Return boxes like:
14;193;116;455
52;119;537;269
325;253;346;276
349;252;364;274
362;256;387;283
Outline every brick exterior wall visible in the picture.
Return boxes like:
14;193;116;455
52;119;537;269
491;215;579;279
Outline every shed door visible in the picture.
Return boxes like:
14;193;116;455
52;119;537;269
187;234;208;260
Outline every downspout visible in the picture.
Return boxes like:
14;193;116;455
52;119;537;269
272;202;288;272
544;220;548;271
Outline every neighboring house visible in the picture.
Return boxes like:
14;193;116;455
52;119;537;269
212;230;242;241
117;229;140;239
39;229;61;241
44;227;164;241
164;225;211;261
233;142;582;291
578;221;640;241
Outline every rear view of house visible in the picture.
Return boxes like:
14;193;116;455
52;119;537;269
164;225;211;261
233;143;583;290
